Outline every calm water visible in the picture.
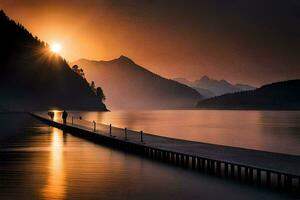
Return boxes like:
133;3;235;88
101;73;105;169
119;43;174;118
72;110;300;155
0;113;297;200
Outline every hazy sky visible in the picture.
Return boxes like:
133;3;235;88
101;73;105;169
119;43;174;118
1;0;299;86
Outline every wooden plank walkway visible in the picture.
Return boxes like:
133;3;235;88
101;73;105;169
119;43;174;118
31;112;300;193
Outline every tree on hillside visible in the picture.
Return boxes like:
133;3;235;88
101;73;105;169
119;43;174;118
72;65;85;78
96;87;106;102
90;81;96;93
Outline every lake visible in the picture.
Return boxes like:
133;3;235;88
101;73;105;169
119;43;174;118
71;110;300;156
0;113;297;199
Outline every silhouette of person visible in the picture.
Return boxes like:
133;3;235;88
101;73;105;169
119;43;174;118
50;112;54;120
62;110;68;124
48;111;54;120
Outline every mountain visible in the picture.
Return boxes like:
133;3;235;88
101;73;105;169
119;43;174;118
235;84;256;91
192;87;215;98
172;78;194;87
173;76;256;97
0;10;107;111
173;77;216;98
193;76;256;96
72;57;202;109
197;80;300;110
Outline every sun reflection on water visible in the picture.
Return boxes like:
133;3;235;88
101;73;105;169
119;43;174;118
52;110;61;122
42;128;66;200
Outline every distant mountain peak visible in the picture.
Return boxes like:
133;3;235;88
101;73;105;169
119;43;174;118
116;55;135;64
200;75;210;81
174;75;256;97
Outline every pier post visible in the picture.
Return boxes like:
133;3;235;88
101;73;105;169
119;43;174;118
213;161;216;175
231;164;235;179
93;121;96;132
205;159;208;173
162;151;166;161
237;166;242;181
148;148;151;157
277;173;282;188
257;169;261;186
245;167;249;183
216;161;221;176
224;163;229;178
201;158;205;172
140;131;144;143
192;157;196;169
151;149;154;159
207;160;210;173
196;158;201;171
109;124;112;136
181;154;185;166
153;149;157;159
171;152;174;163
176;153;180;165
71;116;73;125
185;156;189;168
266;171;271;187
283;175;287;190
286;175;292;190
124;128;127;140
249;168;253;184
181;155;185;167
156;150;160;160
208;160;213;174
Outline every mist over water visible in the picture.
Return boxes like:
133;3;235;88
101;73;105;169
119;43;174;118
0;113;296;199
72;110;300;155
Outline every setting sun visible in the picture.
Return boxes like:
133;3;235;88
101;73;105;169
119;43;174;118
50;42;62;53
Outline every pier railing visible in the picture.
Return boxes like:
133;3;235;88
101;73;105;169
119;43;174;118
50;114;146;143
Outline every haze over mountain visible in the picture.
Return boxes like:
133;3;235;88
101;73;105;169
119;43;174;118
197;80;300;110
73;57;202;110
0;10;107;111
173;76;256;98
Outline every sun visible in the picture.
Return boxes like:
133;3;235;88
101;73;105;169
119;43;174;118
50;42;62;53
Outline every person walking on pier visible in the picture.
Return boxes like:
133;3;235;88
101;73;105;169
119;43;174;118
48;111;54;120
62;110;68;124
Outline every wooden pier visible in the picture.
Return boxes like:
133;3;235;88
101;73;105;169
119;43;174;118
31;113;300;194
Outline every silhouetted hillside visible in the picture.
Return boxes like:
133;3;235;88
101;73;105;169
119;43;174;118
197;80;300;110
73;57;202;109
173;76;256;97
0;10;107;111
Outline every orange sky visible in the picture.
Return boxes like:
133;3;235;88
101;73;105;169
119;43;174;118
1;0;299;86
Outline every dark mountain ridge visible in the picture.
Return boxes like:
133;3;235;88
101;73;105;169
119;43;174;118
197;79;300;110
0;10;107;111
73;57;202;109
